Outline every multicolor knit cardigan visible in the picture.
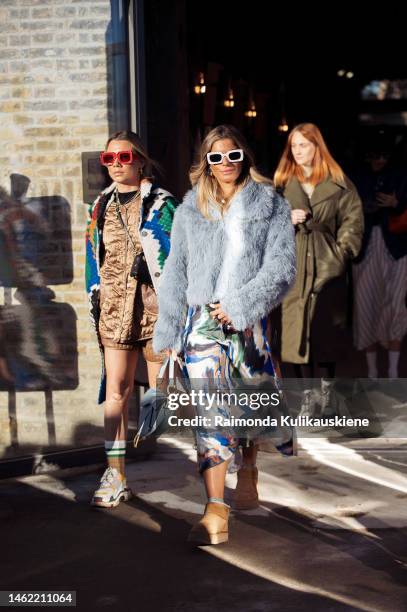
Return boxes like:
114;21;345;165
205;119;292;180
85;180;179;403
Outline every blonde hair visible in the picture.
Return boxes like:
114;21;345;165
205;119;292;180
105;130;159;180
190;125;273;219
274;123;344;189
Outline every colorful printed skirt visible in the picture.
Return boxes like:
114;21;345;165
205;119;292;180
183;305;294;473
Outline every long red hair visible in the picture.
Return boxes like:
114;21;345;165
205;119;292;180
274;123;344;188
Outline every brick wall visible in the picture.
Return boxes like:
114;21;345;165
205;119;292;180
0;0;123;462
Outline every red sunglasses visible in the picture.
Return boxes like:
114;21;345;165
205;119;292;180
100;150;136;166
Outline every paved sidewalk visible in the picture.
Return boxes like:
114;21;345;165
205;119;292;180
1;436;407;612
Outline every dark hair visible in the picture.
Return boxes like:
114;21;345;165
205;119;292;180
105;130;159;179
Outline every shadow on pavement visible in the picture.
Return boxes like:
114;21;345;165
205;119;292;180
1;478;356;612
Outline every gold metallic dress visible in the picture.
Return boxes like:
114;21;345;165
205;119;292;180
98;192;160;360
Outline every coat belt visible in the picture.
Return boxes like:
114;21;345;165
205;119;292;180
298;221;331;234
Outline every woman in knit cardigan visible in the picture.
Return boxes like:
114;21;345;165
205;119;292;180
86;130;178;508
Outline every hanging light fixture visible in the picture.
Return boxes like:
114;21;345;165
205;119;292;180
278;82;289;133
194;72;206;95
337;68;355;79
224;86;235;108
245;92;257;118
278;118;289;132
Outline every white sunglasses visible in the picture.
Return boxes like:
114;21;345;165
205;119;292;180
206;149;244;165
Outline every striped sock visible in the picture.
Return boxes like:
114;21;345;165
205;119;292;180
105;440;126;477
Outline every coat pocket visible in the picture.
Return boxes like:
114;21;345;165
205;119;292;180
314;233;347;291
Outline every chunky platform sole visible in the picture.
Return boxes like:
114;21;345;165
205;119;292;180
187;527;228;546
91;488;132;508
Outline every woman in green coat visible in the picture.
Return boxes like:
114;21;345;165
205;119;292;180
274;123;364;414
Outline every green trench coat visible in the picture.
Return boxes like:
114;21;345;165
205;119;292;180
281;176;364;364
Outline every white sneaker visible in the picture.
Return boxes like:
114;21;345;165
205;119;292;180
91;467;132;508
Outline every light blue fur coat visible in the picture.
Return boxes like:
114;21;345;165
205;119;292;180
153;179;296;352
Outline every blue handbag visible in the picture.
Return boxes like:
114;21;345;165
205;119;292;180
133;355;190;447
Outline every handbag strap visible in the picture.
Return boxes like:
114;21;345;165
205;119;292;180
158;355;180;379
158;356;170;379
169;356;175;379
114;189;140;253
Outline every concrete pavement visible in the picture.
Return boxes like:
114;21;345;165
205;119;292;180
1;435;407;611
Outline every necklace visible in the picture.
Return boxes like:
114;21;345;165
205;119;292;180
116;188;140;206
220;188;237;206
114;188;141;229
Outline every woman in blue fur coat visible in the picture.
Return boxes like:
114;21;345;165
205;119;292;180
153;125;296;545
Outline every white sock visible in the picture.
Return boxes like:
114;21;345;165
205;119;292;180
105;440;126;477
388;351;400;378
366;351;377;378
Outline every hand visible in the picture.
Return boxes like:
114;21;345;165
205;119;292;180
209;303;232;325
376;191;398;208
164;349;179;360
0;357;13;383
291;209;308;225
